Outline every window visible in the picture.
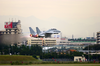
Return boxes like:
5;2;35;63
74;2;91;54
79;58;81;61
9;29;11;31
9;32;11;34
76;59;78;61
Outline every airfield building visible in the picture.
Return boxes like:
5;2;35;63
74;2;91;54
0;20;21;34
0;20;22;45
97;31;100;44
27;38;56;46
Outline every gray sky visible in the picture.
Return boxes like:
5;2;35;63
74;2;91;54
0;0;100;38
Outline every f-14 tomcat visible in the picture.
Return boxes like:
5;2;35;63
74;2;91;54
29;27;60;38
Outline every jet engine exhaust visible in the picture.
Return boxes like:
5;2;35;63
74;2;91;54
0;34;27;45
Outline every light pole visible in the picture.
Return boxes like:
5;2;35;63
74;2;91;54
9;48;10;55
88;44;89;61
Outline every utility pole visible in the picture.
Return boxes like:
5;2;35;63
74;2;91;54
9;48;10;55
88;44;89;61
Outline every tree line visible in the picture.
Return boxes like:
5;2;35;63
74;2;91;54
0;43;42;55
84;44;100;50
0;43;100;61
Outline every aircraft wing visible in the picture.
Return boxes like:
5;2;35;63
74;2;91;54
45;33;52;38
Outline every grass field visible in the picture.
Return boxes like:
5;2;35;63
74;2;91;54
0;55;100;65
0;64;100;66
0;55;37;61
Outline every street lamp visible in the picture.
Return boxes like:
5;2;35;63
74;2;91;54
9;48;10;55
88;44;89;61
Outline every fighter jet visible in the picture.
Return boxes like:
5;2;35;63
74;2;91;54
29;27;60;38
36;27;60;38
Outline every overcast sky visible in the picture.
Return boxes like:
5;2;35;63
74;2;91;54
0;0;100;38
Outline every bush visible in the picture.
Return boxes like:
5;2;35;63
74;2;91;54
11;62;14;65
29;61;32;64
32;55;38;59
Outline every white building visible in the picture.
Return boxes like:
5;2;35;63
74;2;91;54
27;37;57;46
74;56;86;62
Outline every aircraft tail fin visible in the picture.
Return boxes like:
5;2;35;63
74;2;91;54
36;27;41;34
29;27;36;35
